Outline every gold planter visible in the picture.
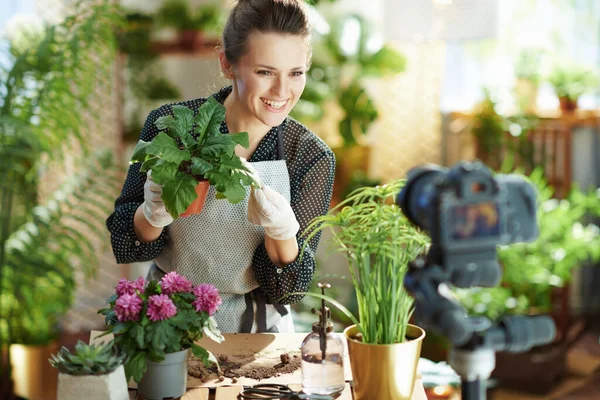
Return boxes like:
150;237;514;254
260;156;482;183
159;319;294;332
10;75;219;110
9;342;59;399
344;324;425;400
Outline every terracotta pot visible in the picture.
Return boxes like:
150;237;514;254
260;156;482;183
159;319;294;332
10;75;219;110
344;324;425;400
558;96;577;113
180;180;209;217
178;30;201;51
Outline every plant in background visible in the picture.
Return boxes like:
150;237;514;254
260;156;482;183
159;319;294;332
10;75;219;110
0;1;123;394
98;272;224;383
291;12;406;147
50;340;126;376
293;181;430;344
157;0;223;35
471;91;540;171
514;48;545;87
130;99;260;218
455;168;600;319
548;63;600;111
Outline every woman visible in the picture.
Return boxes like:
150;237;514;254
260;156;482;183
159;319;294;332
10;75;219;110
106;0;335;333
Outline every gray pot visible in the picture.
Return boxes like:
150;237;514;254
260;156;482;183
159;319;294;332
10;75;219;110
138;349;189;400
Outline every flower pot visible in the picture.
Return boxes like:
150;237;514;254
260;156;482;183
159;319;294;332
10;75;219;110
178;30;202;51
344;324;425;400
558;96;578;113
9;341;58;400
57;365;129;400
138;349;189;400
180;180;209;217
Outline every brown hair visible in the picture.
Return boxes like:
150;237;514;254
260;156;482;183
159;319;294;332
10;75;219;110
222;0;311;65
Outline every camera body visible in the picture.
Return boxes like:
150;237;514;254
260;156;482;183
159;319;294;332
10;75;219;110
397;160;538;288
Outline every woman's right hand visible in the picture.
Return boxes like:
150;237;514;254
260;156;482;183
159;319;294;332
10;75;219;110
141;170;174;228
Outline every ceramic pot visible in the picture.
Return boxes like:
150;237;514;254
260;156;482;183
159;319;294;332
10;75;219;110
344;324;425;400
181;180;210;217
57;365;128;400
137;349;189;400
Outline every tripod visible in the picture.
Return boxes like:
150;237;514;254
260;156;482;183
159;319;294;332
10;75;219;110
405;256;556;400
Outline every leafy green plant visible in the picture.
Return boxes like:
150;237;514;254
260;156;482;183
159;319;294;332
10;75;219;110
50;340;126;376
130;99;260;218
292;181;430;344
455;168;600;319
548;63;600;102
514;48;545;86
98;272;224;383
157;0;223;33
471;91;539;171
291;12;406;147
1;152;123;345
0;1;123;392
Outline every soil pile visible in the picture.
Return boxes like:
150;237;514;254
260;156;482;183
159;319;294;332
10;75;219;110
188;351;301;382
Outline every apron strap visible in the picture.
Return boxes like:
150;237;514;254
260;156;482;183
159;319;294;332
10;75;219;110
276;124;285;161
241;123;288;333
241;288;289;333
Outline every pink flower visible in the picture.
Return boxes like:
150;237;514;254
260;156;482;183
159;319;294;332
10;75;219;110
115;277;146;296
147;294;177;321
161;271;192;295
193;284;222;316
114;293;143;322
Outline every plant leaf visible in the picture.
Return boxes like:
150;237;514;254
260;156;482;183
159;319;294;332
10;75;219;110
125;351;147;383
146;132;190;164
172;104;194;135
154;115;177;133
201;135;236;158
148;159;179;186
203;316;225;343
130;140;151;164
227;132;250;148
194;97;225;142
191;158;213;176
162;172;200;218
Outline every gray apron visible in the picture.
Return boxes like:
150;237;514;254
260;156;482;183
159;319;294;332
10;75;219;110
149;126;294;333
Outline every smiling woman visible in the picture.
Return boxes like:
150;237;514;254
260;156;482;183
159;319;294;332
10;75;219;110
106;0;335;334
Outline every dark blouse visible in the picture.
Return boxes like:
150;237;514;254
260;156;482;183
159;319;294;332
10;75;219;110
106;86;335;304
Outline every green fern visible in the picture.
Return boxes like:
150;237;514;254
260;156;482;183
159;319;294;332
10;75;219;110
0;0;124;349
1;151;123;344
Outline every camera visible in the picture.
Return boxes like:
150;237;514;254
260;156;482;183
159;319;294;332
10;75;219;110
397;160;538;288
397;161;556;400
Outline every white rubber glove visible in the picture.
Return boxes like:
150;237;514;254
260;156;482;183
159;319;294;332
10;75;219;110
141;170;174;228
248;185;300;241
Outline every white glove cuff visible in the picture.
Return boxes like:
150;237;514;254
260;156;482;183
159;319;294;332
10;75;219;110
264;218;300;241
142;201;173;228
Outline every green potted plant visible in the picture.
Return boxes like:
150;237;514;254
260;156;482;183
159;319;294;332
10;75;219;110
290;11;406;201
293;181;430;399
98;272;224;399
547;63;600;113
50;340;128;400
129;98;260;219
157;0;223;50
513;48;544;113
0;2;123;398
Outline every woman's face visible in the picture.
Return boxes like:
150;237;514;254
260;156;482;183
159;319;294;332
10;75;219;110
230;31;309;128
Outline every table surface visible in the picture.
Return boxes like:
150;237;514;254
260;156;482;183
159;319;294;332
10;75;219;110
90;331;426;400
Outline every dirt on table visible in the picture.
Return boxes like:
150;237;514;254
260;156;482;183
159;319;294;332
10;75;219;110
188;351;301;382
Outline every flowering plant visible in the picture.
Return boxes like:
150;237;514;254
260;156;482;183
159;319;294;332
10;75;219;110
98;271;224;383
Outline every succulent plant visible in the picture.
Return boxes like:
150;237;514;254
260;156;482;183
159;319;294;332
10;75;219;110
49;340;126;376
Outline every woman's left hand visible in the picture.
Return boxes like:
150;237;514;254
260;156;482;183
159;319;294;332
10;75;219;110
248;185;299;241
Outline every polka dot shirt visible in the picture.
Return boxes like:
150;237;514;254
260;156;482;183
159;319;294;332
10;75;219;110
106;86;336;304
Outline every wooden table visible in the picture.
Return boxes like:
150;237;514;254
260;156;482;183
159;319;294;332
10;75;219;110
90;331;426;400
